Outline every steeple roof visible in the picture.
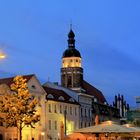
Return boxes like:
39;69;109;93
62;28;81;58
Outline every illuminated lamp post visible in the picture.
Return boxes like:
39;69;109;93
41;132;45;140
0;53;6;59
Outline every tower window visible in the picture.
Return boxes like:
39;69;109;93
67;76;72;87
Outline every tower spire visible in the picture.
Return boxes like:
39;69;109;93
70;23;72;30
68;25;75;48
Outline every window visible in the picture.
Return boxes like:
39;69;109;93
81;108;83;117
81;122;83;128
60;105;62;113
89;122;90;126
64;106;67;114
75;122;77;129
47;94;54;99
54;120;57;130
88;109;90;117
58;96;64;100
48;104;51;113
49;120;51;130
75;107;77;116
69;98;74;102
67;76;72;87
85;108;87;117
70;106;72;115
76;59;78;62
31;85;36;89
54;104;57;113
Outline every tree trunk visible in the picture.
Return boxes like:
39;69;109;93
19;123;22;140
18;123;22;140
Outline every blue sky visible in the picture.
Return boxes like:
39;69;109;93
0;0;140;106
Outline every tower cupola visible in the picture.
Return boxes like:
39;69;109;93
61;28;83;89
62;29;81;68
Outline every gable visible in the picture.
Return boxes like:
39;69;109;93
27;75;46;96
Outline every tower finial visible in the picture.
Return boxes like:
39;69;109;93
70;23;72;30
70;20;72;30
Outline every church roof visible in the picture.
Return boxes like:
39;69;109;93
82;80;107;104
43;86;79;105
0;74;34;86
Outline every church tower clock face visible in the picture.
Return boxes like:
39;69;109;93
61;28;83;89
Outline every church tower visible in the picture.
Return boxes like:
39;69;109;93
61;28;83;90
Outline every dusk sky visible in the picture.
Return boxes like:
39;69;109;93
0;0;140;106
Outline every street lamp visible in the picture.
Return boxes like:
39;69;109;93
0;53;6;59
41;132;45;140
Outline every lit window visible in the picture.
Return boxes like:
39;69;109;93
94;98;97;102
49;120;51;130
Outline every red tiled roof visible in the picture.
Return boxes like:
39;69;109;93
0;74;34;86
43;86;79;105
82;80;107;104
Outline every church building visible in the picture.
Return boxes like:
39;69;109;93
44;27;120;134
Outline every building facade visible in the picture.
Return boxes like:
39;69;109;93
43;86;80;139
0;75;47;140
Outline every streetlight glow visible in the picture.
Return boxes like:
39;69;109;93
0;53;6;59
